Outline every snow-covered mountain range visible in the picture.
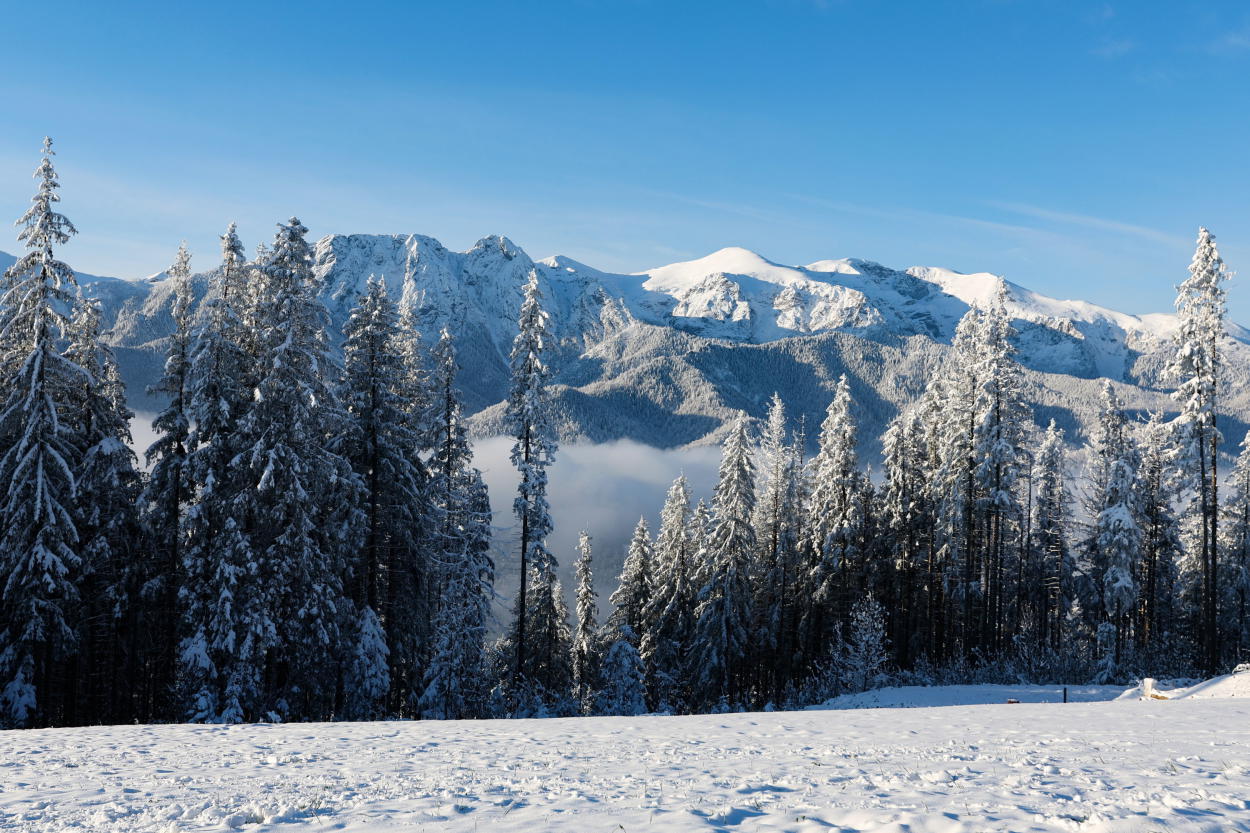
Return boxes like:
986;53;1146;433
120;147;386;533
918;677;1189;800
8;235;1249;457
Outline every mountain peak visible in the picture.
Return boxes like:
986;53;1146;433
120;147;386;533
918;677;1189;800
642;246;780;277
469;234;522;260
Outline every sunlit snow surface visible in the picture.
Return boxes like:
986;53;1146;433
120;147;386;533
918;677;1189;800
4;690;1249;831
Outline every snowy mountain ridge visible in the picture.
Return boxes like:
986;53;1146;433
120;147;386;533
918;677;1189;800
5;235;1248;452
308;236;1250;387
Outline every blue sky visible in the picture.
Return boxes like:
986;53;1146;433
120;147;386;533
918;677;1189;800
0;1;1247;319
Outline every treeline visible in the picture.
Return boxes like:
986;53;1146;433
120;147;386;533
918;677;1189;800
1;141;1246;728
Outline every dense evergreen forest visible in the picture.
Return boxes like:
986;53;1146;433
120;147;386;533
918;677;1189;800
1;140;1246;729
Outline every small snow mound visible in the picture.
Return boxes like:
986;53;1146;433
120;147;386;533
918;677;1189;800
1170;669;1250;700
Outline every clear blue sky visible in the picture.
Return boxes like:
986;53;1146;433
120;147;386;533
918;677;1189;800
0;1;1247;320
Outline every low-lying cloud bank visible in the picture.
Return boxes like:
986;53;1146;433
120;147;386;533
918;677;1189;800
473;437;721;603
130;416;717;613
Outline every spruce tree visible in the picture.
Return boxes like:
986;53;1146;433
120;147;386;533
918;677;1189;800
971;290;1028;655
1030;421;1069;651
639;476;694;712
802;375;862;657
752;393;800;695
1078;382;1140;669
179;223;257;722
880;404;935;667
841;594;889;693
142;242;194;712
934;308;984;655
1135;412;1183;659
1221;435;1250;663
571;531;599;712
65;296;144;723
234;218;360;720
1167;227;1229;673
1098;455;1141;674
389;306;436;713
597;632;647;716
420;327;494;718
0;138;83;727
609;518;653;640
690;413;757;708
338;276;428;718
505;270;564;700
420;463;493;720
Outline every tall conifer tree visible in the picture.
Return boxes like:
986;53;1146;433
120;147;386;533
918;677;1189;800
0;138;83;727
505;270;565;700
1168;228;1229;673
690;414;757;708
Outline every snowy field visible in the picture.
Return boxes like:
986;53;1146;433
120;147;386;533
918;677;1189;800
4;689;1250;832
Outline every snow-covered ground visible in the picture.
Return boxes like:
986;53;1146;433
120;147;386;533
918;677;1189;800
4;692;1249;832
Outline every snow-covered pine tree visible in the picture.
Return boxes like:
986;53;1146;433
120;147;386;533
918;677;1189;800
1135;412;1183;660
236;240;273;396
1030;421;1070;651
233;218;361;720
505;270;566;702
907;383;952;663
388;304;436;713
420;462;494;720
690;413;757;709
345;607;389;721
639;475;694;712
394;298;434;466
338;276;429;719
933;308;984;656
1079;381;1137;648
179;223;258;723
1167;228;1230;673
64;295;145;724
141;242;194;711
1089;383;1134;501
1098;454;1141;675
522;560;574;711
0;138;83;727
419;327;494;719
571;531;599;713
802;375;862;660
609;518;653;641
1221;434;1250;663
688;499;713;577
185;223;249;522
596;629;647;716
971;289;1028;654
840;594;889;693
751;393;801;697
880;403;934;668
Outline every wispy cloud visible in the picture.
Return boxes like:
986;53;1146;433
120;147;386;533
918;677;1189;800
1092;3;1116;22
1210;24;1250;54
1091;38;1136;59
784;193;1058;241
635;187;786;225
987;201;1186;246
